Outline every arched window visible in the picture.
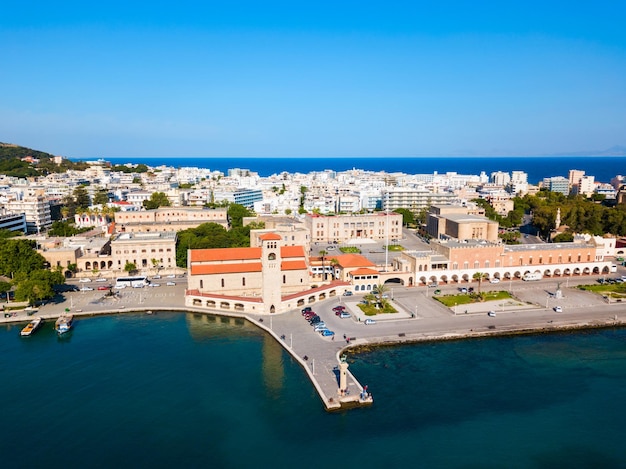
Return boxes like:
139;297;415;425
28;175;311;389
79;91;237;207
268;252;276;260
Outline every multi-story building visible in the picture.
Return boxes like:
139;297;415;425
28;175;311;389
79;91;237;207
234;189;263;208
398;237;611;286
114;207;228;233
568;169;585;192
0;210;27;233
575;175;596;197
110;231;177;272
426;205;499;242
381;186;455;212
543;176;570;195
304;212;402;244
490;171;511;186
5;196;52;233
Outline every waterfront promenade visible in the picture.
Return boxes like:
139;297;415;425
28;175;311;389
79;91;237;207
3;275;626;411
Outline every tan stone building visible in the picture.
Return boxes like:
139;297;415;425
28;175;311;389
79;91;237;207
188;233;309;295
304;212;403;244
426;204;499;242
186;233;336;314
114;207;228;233
398;237;611;286
110;231;177;273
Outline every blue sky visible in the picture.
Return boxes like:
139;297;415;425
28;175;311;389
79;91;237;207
2;1;625;158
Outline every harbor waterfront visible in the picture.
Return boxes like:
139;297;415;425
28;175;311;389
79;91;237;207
3;288;626;467
3;273;626;412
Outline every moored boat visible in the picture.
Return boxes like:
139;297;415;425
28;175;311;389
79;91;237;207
55;314;74;335
20;317;43;336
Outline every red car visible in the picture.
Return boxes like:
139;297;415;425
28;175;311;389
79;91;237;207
332;306;346;312
97;285;111;290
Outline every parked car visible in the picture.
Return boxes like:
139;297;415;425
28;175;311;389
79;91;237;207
460;287;468;293
302;307;313;314
429;283;437;288
152;275;161;279
313;324;327;332
320;329;335;337
332;306;346;312
434;289;441;295
80;286;94;291
343;291;353;296
166;281;176;286
79;278;91;283
468;287;474;293
364;319;376;325
489;278;500;284
339;312;351;319
488;311;496;317
554;306;563;313
166;274;176;278
148;283;160;287
97;285;111;290
95;278;108;282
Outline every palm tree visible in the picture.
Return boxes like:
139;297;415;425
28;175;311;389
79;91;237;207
374;283;387;305
473;271;488;295
329;258;339;280
319;250;327;281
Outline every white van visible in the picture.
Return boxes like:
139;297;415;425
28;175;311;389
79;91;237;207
523;272;542;281
610;264;618;273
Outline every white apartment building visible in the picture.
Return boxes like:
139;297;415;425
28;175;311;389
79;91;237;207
381;186;455;212
5;196;52;233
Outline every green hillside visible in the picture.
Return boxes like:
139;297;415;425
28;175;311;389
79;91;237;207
0;142;88;177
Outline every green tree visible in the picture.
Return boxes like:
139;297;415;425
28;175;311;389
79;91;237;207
227;204;253;228
93;188;110;205
48;220;90;237
472;272;488;295
0;239;46;276
0;281;11;296
73;185;91;210
143;192;171;210
124;262;137;274
553;232;574;242
393;208;415;226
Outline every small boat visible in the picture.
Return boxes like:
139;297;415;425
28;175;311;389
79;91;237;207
55;314;74;335
20;317;43;336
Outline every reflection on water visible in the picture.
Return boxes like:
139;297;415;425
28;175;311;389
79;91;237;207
262;334;284;397
184;312;285;397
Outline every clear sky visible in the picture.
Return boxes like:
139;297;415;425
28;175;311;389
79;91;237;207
2;1;625;158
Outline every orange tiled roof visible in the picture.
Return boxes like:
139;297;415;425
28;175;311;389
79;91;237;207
281;245;306;258
190;247;262;262
191;263;262;275
281;260;307;270
190;245;305;262
349;267;380;276
259;232;282;240
333;253;375;268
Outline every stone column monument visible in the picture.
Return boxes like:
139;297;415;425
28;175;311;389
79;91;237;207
339;355;349;394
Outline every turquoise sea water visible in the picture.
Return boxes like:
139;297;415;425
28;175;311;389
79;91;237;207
2;313;626;468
